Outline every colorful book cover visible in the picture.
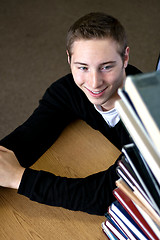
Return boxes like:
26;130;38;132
116;156;152;206
108;206;137;240
113;187;159;240
103;213;128;240
102;222;119;240
115;178;160;226
110;201;149;240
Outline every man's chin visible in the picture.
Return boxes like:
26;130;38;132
87;96;107;107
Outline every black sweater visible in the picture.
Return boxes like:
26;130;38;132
0;64;141;215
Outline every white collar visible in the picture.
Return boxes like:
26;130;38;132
94;105;120;127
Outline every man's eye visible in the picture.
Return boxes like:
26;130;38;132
101;65;112;71
78;66;88;71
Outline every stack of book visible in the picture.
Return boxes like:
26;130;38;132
102;71;160;240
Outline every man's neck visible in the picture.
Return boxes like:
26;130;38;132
101;94;121;112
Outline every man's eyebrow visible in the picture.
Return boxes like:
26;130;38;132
100;61;116;66
73;61;116;65
73;62;88;65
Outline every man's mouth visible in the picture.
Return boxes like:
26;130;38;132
91;89;104;94
85;86;108;96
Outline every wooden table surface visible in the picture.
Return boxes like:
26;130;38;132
0;120;120;240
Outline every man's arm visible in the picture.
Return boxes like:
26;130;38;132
0;145;121;215
0;146;25;189
18;155;121;215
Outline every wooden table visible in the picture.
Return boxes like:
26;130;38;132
0;120;120;240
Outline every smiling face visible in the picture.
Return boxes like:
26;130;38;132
68;38;129;111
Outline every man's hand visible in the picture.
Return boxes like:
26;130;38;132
0;146;25;189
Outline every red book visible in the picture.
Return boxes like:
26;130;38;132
113;188;159;240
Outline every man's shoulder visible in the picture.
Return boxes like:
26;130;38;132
53;73;75;87
56;73;73;82
46;73;82;99
126;64;142;76
47;73;75;92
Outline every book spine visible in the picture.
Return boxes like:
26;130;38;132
113;188;159;240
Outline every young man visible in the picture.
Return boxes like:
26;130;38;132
0;12;141;215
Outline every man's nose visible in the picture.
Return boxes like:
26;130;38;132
89;70;102;89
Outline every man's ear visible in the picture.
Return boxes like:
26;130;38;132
123;46;130;68
66;50;71;64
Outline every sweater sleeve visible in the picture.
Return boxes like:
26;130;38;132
18;154;122;215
